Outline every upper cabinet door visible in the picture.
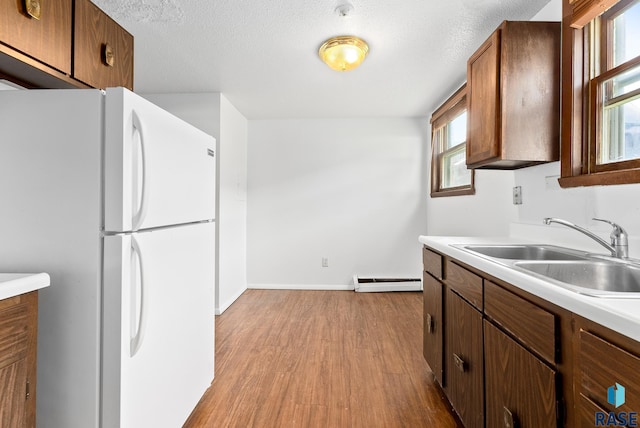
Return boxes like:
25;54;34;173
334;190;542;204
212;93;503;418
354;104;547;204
0;0;72;74
74;0;134;90
466;21;561;170
467;30;501;167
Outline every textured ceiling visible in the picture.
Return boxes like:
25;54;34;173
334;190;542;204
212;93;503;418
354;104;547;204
93;0;553;119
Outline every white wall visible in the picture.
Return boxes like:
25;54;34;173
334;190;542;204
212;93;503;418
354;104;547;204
142;93;248;313
247;118;428;288
217;96;248;311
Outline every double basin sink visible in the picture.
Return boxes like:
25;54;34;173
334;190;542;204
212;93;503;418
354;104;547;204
457;244;640;298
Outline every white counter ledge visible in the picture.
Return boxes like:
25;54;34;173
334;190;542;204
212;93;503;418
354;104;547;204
419;235;640;342
0;273;50;301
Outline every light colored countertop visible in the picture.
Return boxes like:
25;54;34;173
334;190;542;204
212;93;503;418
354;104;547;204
419;235;640;342
0;273;50;301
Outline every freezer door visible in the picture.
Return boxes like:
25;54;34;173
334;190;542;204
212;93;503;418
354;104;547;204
102;222;215;428
104;88;216;232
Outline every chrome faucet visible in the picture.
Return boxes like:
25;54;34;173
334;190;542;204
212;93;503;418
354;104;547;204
543;217;629;259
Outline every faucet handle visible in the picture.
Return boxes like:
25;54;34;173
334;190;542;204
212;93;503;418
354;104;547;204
593;218;627;233
593;218;628;245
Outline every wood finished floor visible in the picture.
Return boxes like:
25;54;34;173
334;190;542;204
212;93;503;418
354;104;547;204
184;289;462;427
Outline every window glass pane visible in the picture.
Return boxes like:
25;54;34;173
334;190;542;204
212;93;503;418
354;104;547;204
445;112;467;149
599;63;640;164
441;145;471;189
612;0;640;68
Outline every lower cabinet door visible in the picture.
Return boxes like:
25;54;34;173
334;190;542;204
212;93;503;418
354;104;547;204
446;289;484;428
484;321;557;428
423;273;443;385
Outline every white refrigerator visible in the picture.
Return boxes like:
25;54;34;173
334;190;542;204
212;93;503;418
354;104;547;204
0;88;216;427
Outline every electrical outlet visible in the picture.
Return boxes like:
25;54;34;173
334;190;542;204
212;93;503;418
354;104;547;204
322;257;328;268
513;186;523;205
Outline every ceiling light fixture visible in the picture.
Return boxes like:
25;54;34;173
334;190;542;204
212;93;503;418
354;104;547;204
318;35;369;72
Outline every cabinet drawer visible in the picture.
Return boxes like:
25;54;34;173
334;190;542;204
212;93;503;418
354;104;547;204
579;329;640;413
485;281;556;364
578;393;609;428
423;247;442;279
446;260;482;310
0;0;72;74
74;0;134;90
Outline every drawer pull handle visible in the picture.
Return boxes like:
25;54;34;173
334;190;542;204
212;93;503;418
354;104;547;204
102;43;115;67
426;313;434;334
503;406;517;428
24;0;41;20
453;353;466;372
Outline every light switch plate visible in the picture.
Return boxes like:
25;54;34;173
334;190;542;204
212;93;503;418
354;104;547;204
513;186;523;205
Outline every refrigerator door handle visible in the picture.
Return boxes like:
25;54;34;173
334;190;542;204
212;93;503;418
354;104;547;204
131;110;150;231
130;235;149;357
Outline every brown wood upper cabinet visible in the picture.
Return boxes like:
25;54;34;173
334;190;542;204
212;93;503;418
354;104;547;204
74;0;134;90
0;0;72;74
0;0;132;90
466;21;561;169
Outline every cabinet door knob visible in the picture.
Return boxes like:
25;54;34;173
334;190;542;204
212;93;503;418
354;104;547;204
503;406;517;428
453;353;466;372
426;313;434;334
102;43;115;67
24;0;41;20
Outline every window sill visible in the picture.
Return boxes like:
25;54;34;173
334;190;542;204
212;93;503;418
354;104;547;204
559;169;640;188
430;187;476;198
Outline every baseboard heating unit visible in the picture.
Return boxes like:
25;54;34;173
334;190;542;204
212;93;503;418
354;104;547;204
353;275;422;293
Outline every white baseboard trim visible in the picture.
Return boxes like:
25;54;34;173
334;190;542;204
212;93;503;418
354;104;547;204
215;286;248;315
355;283;423;293
353;275;423;293
248;283;355;291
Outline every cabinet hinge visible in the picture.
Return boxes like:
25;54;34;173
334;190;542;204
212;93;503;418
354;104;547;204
26;380;30;400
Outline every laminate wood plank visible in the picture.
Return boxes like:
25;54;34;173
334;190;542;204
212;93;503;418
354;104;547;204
184;290;462;427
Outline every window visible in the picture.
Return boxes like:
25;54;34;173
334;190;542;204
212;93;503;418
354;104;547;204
430;84;474;197
560;0;640;186
593;0;640;168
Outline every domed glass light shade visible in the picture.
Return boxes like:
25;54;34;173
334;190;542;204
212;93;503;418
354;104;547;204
318;36;369;71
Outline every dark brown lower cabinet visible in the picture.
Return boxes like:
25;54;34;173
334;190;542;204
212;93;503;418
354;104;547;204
423;272;444;385
578;329;640;415
0;292;38;427
446;289;484;428
484;321;557;428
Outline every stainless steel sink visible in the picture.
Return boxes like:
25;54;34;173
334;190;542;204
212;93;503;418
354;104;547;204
514;260;640;297
462;244;588;261
454;243;640;298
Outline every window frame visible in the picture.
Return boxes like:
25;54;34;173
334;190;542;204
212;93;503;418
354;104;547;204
430;84;475;197
560;0;640;187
